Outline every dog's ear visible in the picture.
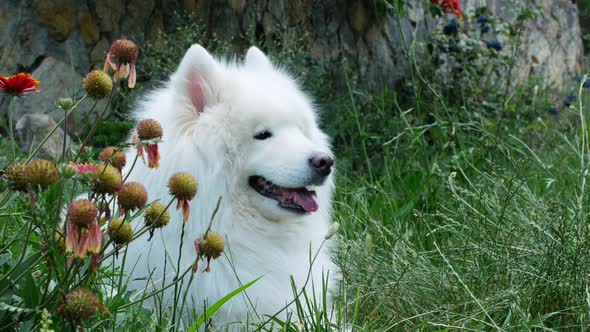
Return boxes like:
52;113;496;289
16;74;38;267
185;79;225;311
245;46;272;69
173;44;219;113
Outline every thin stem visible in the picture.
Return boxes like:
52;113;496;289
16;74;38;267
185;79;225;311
25;95;89;163
61;108;68;162
8;96;16;159
171;221;187;330
74;88;115;163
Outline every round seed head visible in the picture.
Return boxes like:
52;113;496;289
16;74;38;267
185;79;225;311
92;164;122;194
198;231;224;259
82;70;113;99
136;119;163;141
107;218;133;245
67;199;98;227
144;202;170;228
4;161;28;192
118;182;147;211
24;159;59;189
60;287;99;321
167;172;197;201
98;146;126;169
110;39;138;64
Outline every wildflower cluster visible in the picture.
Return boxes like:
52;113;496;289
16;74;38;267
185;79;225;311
0;35;225;331
426;4;540;106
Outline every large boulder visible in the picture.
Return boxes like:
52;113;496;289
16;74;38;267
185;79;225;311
15;112;70;161
12;57;108;136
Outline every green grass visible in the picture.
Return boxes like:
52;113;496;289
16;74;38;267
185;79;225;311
326;80;590;329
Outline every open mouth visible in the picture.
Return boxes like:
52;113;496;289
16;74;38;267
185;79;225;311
248;176;318;213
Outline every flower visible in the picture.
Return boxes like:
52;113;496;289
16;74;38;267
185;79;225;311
0;73;40;96
485;40;503;51
24;159;59;189
58;288;108;323
104;38;138;88
564;94;576;108
549;106;559;115
68;162;96;174
118;182;148;213
67;199;98;227
443;20;459;35
98;146;126;170
92;164;122;194
65;200;102;259
431;0;462;18
4;161;28;192
167;172;197;222
476;15;490;24
481;25;491;34
144;202;171;229
194;231;224;272
107;218;133;245
57;97;76;111
82;70;113;99
135;119;163;169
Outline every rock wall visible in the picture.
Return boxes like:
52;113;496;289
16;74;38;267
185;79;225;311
0;0;583;139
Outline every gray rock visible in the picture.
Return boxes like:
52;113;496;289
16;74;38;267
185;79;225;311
13;57;108;136
15;112;70;161
96;0;125;35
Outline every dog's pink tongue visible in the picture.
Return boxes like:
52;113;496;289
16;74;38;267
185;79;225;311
295;192;318;212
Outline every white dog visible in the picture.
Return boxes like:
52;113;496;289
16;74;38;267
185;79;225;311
121;44;337;329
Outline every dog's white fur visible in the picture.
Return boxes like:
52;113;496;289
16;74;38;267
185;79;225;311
121;45;336;329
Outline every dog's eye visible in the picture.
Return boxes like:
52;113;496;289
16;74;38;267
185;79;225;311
254;130;272;140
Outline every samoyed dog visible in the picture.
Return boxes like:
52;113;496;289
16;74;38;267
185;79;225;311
121;44;337;329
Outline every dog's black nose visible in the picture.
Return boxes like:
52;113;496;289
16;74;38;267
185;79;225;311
310;152;334;176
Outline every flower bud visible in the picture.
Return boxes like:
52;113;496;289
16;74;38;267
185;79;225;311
67;199;98;227
167;172;197;201
92;164;122;194
24;159;59;189
82;70;113;99
4;161;28;192
59;288;100;321
136;119;163;141
109;39;138;64
144;202;170;228
198;231;224;260
98;146;126;170
107;218;132;245
118;182;147;212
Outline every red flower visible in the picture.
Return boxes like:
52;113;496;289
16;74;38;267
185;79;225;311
68;162;96;174
0;73;40;96
431;0;462;18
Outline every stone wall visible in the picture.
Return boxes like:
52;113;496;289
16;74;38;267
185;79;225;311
0;0;583;139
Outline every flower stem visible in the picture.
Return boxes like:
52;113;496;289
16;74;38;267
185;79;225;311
171;221;187;331
8;96;16;159
73;88;115;163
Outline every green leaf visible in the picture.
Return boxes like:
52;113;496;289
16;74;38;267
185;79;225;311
19;273;39;308
186;276;262;332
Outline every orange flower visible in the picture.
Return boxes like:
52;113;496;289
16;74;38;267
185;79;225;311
0;73;40;96
65;200;102;261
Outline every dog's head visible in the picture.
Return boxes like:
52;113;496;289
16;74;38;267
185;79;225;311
167;45;334;222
